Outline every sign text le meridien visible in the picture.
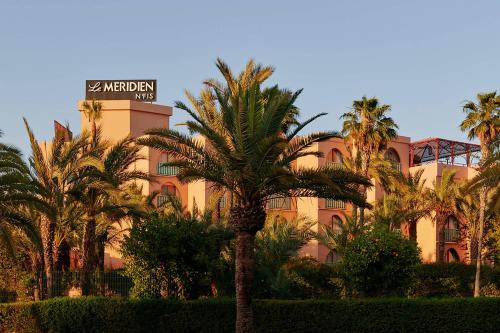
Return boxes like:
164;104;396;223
86;80;157;102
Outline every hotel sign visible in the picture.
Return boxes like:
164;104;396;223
86;80;157;102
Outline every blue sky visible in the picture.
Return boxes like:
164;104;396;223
1;0;499;154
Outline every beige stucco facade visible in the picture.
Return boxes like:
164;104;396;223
73;99;479;268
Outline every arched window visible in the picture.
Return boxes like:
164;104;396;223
446;248;460;262
158;183;179;206
330;215;343;232
326;149;343;169
385;148;400;163
326;250;341;265
385;148;401;171
444;216;459;242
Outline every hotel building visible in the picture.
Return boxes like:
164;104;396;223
74;98;480;269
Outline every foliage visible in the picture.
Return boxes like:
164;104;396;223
122;210;232;299
342;227;421;297
411;263;500;297
285;257;343;299
317;212;367;258
253;215;314;298
2;297;500;333
137;58;371;331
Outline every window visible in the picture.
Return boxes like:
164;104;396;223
157;152;179;176
446;248;460;262
384;148;401;172
326;250;341;265
326;149;343;169
330;215;343;232
444;216;459;242
158;184;179;206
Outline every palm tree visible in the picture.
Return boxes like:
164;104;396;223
23;120;99;297
254;214;315;298
370;195;408;231
317;212;367;260
425;169;460;262
138;59;370;333
341;96;398;225
82;99;103;141
388;169;430;241
456;190;481;263
74;133;149;295
461;91;500;297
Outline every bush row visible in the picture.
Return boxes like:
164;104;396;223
1;297;500;333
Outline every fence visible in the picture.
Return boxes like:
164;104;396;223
267;196;292;209
47;271;132;298
157;163;179;176
444;229;459;242
325;199;346;209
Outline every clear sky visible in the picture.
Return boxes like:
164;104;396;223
1;0;499;154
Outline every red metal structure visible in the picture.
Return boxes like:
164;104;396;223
409;138;481;167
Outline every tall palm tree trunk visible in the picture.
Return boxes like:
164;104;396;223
409;219;417;241
474;144;490;297
231;204;266;333
358;147;370;226
81;218;96;295
235;231;256;333
97;232;107;295
474;186;487;297
437;215;446;262
31;253;45;300
40;215;54;298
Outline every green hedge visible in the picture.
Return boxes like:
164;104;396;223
413;263;500;297
1;297;500;333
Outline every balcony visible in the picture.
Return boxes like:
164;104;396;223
325;199;345;209
157;163;179;176
267;197;291;210
325;161;343;170
218;196;227;209
157;195;169;207
444;229;459;242
393;163;402;172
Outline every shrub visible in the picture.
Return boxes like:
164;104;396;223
285;257;342;299
122;211;232;299
1;297;500;333
342;227;421;296
411;263;500;297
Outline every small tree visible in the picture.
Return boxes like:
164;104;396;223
342;227;421;297
122;209;232;299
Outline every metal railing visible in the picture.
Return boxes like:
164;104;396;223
325;161;343;170
444;229;459;242
48;271;132;298
393;163;402;172
157;195;170;206
267;197;292;209
219;196;227;209
157;163;179;176
325;199;346;209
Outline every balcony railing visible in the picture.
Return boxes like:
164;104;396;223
157;195;169;207
157;163;179;176
219;196;227;209
267;197;291;209
325;161;343;170
444;229;459;242
391;162;402;172
325;199;345;209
